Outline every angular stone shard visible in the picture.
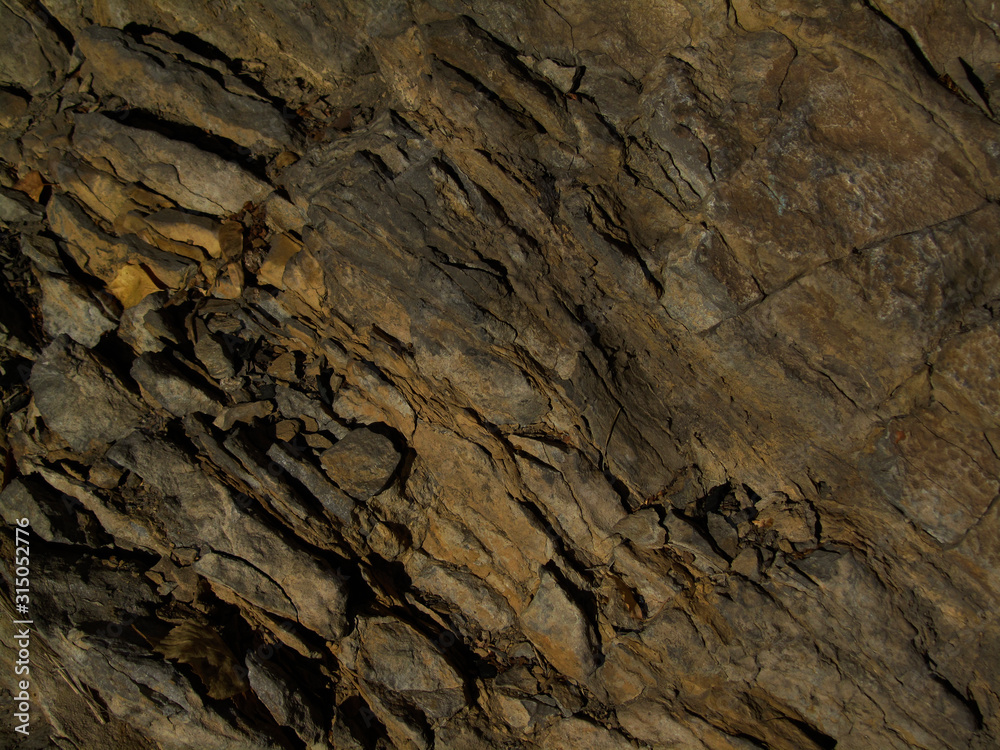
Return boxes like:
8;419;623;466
345;616;466;721
107;263;162;309
131;353;220;417
246;652;326;747
213;400;272;430
661;511;727;575
0;185;42;223
613;508;666;549
407;553;516;633
333;361;417;438
46;192;132;281
143;208;243;260
192;318;237;381
274;384;346;437
258;233;302;289
117;291;169;352
38;272;116;348
519;570;597;683
0;477;94;544
706;511;740;559
267;439;355;523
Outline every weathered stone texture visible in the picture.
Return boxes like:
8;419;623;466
1;1;999;748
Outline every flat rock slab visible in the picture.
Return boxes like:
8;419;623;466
73;113;271;216
30;337;147;453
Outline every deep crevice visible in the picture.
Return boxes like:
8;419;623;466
27;1;75;53
92;110;271;183
786;717;839;749
958;57;994;114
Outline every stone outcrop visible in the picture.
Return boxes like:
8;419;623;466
1;1;999;748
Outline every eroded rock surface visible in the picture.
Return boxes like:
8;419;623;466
2;1;1000;748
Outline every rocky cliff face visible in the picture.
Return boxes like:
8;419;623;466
1;1;999;748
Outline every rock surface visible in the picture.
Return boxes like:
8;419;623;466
1;1;1000;748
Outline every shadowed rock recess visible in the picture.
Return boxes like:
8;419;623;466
1;0;1000;748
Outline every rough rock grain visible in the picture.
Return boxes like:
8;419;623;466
2;2;1000;749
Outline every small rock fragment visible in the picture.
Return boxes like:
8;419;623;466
211;261;244;300
535;59;581;93
706;512;739;558
258;234;302;289
39;273;116;348
754;493;818;550
730;547;761;581
368;521;407;559
267;351;299;381
304;432;334;450
661;511;727;575
213;400;273;431
613;508;666;548
88;460;124;490
132;354;220;417
143;208;238;259
246;653;325;747
275;419;299;442
0;479;62;542
319;427;401;500
0;185;42;223
193;318;236;380
0;89;28;127
267;440;355;523
107;263;162;309
117;292;169;353
274;384;345;436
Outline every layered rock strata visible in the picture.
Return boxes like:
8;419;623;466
2;1;1000;748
